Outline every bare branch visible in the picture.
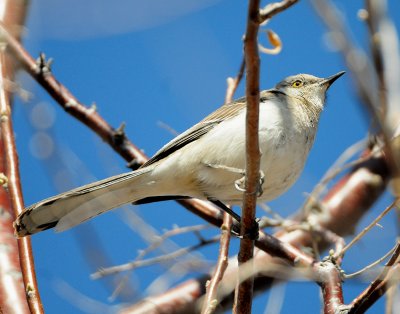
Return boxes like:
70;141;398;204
234;1;261;312
336;200;398;259
0;1;43;313
311;0;400;179
92;236;219;279
225;59;245;105
344;241;399;279
201;214;232;314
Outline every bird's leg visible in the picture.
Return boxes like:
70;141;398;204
205;163;265;197
209;199;259;240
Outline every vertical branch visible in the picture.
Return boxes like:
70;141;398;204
365;0;387;113
0;136;30;314
233;0;261;313
0;52;44;314
0;1;44;313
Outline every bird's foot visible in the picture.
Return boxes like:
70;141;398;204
234;170;265;197
232;218;260;240
204;163;265;197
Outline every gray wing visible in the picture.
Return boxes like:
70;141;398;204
141;90;280;167
141;97;248;167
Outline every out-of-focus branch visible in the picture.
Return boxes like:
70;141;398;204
311;0;400;179
224;59;245;105
365;0;400;193
336;200;397;259
365;0;387;114
92;235;218;279
233;0;261;313
0;1;44;313
347;241;400;313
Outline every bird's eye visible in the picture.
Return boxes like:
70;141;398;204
292;80;303;88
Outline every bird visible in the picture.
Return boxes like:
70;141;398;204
14;71;345;237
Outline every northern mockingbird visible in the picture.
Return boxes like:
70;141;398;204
15;71;345;237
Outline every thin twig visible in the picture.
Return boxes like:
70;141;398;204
136;224;211;261
301;138;368;216
225;58;245;105
347;241;400;313
201;213;232;314
92;236;219;279
344;240;399;279
336;199;398;259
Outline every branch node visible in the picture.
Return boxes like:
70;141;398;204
113;122;127;145
88;102;97;113
25;282;35;298
0;172;8;187
64;99;78;109
35;52;53;75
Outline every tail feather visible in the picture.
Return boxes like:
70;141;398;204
15;167;155;237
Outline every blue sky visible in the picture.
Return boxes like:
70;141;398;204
13;1;400;313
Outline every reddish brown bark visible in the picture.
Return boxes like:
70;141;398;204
0;1;44;313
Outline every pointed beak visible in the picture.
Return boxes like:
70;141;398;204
320;71;346;88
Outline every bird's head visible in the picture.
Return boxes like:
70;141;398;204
275;71;345;110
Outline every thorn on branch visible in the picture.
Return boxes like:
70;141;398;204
88;102;97;113
0;172;8;187
126;158;142;170
113;122;126;145
35;52;53;75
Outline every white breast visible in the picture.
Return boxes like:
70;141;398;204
188;99;317;204
150;99;317;205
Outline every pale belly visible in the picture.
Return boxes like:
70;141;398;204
150;102;316;205
194;125;315;205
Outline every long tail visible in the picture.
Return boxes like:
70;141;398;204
15;166;156;237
